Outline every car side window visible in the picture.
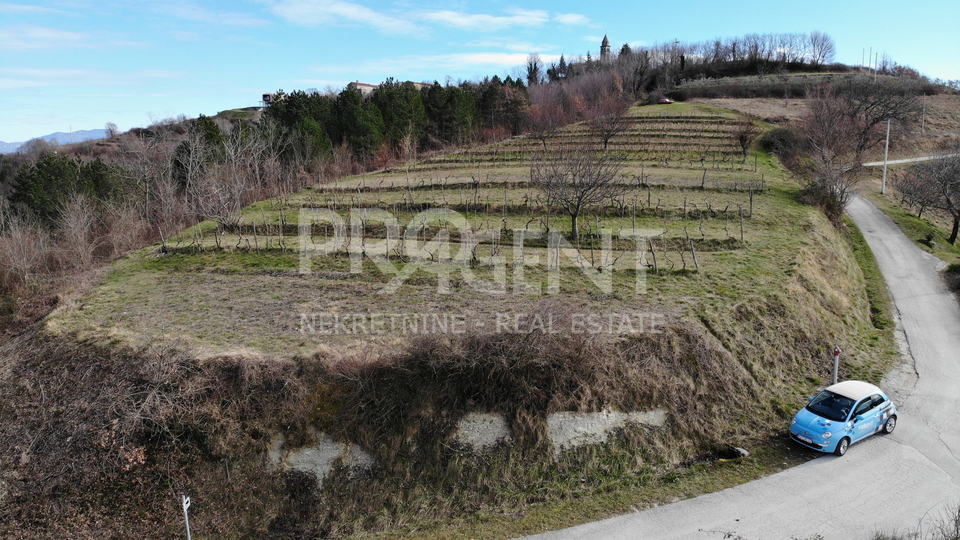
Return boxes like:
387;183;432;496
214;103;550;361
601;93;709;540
854;398;874;416
871;395;886;409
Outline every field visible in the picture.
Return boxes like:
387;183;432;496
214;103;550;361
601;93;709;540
694;94;960;160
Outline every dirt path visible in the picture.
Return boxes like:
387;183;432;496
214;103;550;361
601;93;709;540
522;195;960;539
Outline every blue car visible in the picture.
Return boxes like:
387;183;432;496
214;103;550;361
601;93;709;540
790;380;897;456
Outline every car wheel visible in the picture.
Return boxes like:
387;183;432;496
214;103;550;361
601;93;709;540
883;415;897;434
834;437;850;456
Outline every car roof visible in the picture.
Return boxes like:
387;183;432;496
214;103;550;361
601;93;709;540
825;380;883;401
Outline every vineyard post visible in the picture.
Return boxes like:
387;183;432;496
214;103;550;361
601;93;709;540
739;206;745;242
648;237;658;274
689;238;699;272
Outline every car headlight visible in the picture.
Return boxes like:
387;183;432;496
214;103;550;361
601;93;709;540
822;432;832;439
791;418;797;426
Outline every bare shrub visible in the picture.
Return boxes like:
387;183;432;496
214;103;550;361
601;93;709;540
734;118;762;158
103;202;150;257
369;142;397;171
190;162;256;231
316;299;752;463
56;194;99;270
0;212;51;292
149;174;190;238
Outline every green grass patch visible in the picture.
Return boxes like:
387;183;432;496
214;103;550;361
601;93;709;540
843;216;895;330
861;189;960;267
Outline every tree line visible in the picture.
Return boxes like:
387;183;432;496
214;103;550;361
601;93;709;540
0;115;317;319
264;77;529;164
527;31;841;96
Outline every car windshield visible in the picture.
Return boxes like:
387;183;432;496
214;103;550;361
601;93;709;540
806;390;854;422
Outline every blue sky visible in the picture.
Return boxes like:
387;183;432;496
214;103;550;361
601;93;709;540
1;0;958;143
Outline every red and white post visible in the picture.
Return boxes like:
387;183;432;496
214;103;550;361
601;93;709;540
832;346;842;385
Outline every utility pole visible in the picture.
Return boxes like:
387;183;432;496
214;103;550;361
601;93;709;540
881;119;891;194
921;94;927;136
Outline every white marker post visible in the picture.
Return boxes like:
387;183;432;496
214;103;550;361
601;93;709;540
182;495;192;540
832;346;842;385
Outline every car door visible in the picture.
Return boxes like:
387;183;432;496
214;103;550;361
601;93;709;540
850;394;883;442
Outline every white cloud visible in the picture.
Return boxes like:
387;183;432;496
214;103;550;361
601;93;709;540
164;2;270;27
0;67;99;90
553;13;590;26
0;3;59;15
0;24;89;50
0;67;187;91
312;51;562;79
421;8;549;31
170;30;202;41
465;38;553;53
269;0;420;34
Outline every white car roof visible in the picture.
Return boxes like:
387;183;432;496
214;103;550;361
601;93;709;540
826;380;883;401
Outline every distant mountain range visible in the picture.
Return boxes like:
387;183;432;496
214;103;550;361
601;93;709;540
0;129;108;155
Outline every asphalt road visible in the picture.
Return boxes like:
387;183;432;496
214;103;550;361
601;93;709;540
524;195;960;540
863;154;958;167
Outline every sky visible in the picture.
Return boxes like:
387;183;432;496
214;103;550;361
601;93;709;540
1;0;958;143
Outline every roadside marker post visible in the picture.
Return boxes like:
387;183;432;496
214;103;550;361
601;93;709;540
182;495;192;540
832;346;842;385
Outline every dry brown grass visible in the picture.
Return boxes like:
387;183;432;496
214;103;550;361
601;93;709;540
695;95;960;160
692;97;810;123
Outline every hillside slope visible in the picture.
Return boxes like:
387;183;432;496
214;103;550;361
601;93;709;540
0;102;899;538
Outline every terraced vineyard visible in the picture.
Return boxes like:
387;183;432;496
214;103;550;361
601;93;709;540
420;101;758;177
51;101;846;359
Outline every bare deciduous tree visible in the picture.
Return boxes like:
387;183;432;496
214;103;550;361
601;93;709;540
190;162;254;232
118;130;177;221
829;76;922;157
57;194;99;270
530;146;626;241
799;91;866;224
903;143;960;243
586;96;633;151
800;79;921;225
808;31;836;67
0;211;50;291
892;169;940;219
733;119;762;159
526;54;543;87
524;103;567;152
